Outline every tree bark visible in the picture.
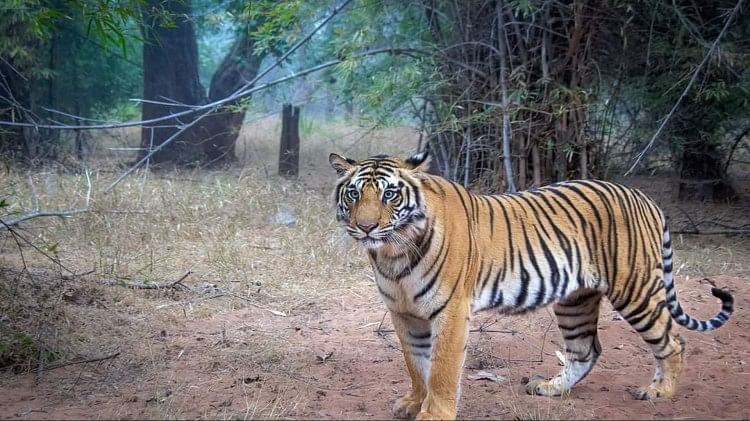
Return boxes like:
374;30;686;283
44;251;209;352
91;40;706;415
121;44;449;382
197;30;263;164
279;104;300;177
140;0;206;165
140;0;263;166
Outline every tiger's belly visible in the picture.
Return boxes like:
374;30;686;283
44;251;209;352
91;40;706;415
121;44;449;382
470;266;588;315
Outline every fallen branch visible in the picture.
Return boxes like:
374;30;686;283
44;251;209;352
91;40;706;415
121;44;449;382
39;351;120;372
99;278;181;290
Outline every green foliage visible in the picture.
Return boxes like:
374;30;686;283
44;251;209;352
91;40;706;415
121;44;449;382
317;1;436;125
624;0;750;173
0;325;61;373
241;0;304;56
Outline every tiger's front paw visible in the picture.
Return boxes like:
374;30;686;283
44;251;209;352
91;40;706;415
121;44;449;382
415;410;451;420
393;393;423;419
630;383;674;400
414;397;456;420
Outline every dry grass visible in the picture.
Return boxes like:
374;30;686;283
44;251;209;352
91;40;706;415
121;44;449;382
0;116;419;418
1;117;748;419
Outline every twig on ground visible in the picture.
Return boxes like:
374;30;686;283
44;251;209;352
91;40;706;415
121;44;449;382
39;352;120;372
98;272;196;290
169;271;193;290
376;310;389;335
217;288;287;316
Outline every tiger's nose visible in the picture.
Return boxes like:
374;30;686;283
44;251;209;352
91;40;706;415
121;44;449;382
357;222;378;233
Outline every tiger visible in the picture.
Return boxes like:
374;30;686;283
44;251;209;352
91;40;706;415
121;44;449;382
329;151;734;420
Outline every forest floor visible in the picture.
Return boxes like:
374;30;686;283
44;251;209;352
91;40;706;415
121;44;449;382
1;117;749;420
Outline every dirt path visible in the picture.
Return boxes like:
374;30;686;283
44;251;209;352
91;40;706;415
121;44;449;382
1;275;748;420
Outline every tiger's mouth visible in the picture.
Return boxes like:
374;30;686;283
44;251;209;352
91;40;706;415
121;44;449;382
360;237;384;249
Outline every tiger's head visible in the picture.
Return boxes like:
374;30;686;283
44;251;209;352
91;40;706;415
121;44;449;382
329;152;432;250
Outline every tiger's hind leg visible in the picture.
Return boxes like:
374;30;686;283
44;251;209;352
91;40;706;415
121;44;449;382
527;289;603;397
615;285;685;400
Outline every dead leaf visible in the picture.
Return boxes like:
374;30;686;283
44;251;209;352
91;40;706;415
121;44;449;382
467;370;507;383
267;309;287;317
316;351;334;363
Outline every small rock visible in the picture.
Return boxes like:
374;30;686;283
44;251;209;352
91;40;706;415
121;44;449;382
272;206;297;226
316;351;334;363
243;375;261;384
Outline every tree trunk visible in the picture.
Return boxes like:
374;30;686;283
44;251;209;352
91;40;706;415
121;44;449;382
278;104;300;178
198;30;263;164
140;0;263;166
496;0;516;192
531;140;541;187
140;0;206;165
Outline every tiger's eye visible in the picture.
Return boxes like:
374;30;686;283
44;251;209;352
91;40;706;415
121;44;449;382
347;190;360;201
383;190;398;200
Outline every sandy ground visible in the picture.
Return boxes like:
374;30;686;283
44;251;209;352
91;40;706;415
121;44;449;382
1;274;747;420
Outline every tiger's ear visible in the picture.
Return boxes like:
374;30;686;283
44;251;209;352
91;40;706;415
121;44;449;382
329;153;356;176
405;151;432;172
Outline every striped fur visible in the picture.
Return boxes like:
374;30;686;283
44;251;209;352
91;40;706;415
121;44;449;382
329;152;734;420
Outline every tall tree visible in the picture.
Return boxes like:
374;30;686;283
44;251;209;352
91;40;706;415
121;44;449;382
139;0;276;165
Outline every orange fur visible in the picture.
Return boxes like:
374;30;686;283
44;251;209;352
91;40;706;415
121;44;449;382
330;153;734;420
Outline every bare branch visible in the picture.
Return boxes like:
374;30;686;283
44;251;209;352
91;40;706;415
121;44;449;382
1;208;144;227
2;209;92;226
0;0;355;133
102;47;416;192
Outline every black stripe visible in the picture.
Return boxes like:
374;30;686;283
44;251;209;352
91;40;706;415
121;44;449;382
490;266;505;307
429;275;460;320
377;284;394;301
563;329;597;341
535;227;560;302
409;331;431;339
515;260;530;307
557;289;600;307
632;301;667;333
413;242;449;301
561;184;603;231
396;224;435;279
558;319;596;331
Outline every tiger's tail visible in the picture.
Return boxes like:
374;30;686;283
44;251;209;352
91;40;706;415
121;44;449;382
661;218;734;331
